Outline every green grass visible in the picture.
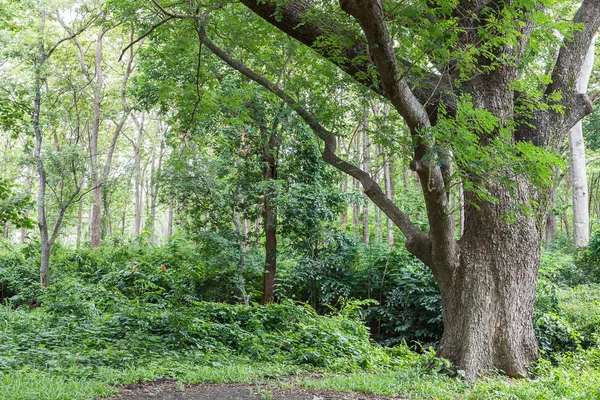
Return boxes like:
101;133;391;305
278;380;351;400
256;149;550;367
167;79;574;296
299;370;463;399
4;350;600;400
0;370;116;400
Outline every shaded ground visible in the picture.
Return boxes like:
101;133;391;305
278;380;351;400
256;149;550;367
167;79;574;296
102;379;405;400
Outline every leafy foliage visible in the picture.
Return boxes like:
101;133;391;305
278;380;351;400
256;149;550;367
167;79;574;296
0;178;34;233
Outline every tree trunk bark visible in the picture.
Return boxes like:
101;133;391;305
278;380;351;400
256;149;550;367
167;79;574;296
384;150;394;247
33;15;50;287
339;137;349;228
20;161;33;243
458;182;465;237
439;184;539;381
234;212;250;305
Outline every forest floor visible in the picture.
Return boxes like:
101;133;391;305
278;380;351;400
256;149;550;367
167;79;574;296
102;379;406;400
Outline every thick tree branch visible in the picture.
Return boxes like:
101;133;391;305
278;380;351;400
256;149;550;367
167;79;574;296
197;26;434;266
548;0;600;97
540;0;600;146
340;0;431;132
238;0;379;93
238;0;452;114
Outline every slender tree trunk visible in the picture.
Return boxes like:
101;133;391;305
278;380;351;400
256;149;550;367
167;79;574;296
148;133;165;243
89;22;105;249
76;199;83;249
339;137;349;228
243;219;250;239
33;16;50;287
261;129;278;304
546;187;557;244
563;175;571;237
384;150;394;247
133;112;145;236
121;201;128;238
569;37;595;248
167;200;174;238
148;145;158;242
338;137;348;230
352;132;361;237
362;109;370;244
458;182;465;237
254;214;261;246
234;212;250;305
20;161;33;243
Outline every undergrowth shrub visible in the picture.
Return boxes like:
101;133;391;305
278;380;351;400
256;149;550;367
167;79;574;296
0;240;41;305
535;251;600;357
0;273;391;376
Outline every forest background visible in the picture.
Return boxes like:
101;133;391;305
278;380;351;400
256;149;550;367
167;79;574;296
2;0;600;398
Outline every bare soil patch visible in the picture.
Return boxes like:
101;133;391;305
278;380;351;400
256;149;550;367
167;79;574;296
100;379;406;400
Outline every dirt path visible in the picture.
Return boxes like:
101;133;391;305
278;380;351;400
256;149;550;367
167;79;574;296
101;379;405;400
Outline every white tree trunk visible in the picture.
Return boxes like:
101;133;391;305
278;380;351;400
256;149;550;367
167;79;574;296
569;37;595;248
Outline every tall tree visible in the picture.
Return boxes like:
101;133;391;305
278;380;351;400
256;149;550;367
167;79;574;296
23;4;96;286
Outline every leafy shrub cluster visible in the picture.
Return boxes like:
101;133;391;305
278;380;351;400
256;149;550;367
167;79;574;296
276;235;443;347
0;240;40;305
0;237;400;375
1;290;391;375
533;240;600;358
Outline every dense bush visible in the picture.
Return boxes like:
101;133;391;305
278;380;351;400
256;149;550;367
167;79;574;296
534;248;600;357
276;235;443;347
45;235;264;306
0;288;391;374
0;240;40;305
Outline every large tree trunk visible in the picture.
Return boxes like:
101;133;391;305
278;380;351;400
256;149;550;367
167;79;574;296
438;184;539;381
